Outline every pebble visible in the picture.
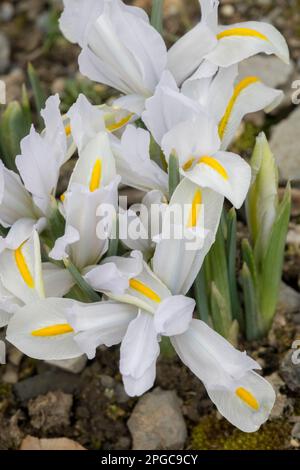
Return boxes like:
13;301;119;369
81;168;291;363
2;365;18;384
14;371;80;402
287;225;300;247
20;436;86;451
0;2;14;22
8;347;23;367
292;422;300;440
278;282;300;315
270;107;300;182
267;372;293;419
28;391;73;432
220;4;235;17
128;387;187;450
280;351;300;394
100;375;115;389
115;383;129;404
46;356;87;374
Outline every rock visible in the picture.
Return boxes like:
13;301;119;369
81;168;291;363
100;375;115;389
14;371;80;402
115;383;129;404
2;68;25;102
2;365;18;384
270;107;300;182
128;387;187;450
0;412;24;449
292;422;300;440
8;347;23;367
20;436;86;451
0;32;10;74
278;282;300;315
220;4;235;18
294;314;300;325
239;56;294;90
0;2;14;22
267;372;293;419
287;224;300;247
280;351;300;393
46;356;87;374
279;188;300;217
28;391;73;432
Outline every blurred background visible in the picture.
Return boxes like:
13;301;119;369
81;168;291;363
0;0;300;451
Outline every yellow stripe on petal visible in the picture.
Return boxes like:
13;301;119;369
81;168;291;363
106;113;133;132
217;28;268;41
129;279;161;303
60;193;65;202
236;387;260;411
198;156;228;180
187;189;202;228
89;159;102;192
31;324;74;337
183;157;196;172
65;124;71;137
15;244;35;289
219;76;260;139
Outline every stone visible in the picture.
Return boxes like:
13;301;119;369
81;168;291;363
287;225;300;247
270;107;300;182
2;365;18;384
20;436;86;451
0;2;14;22
292;422;300;440
267;373;293;420
2;68;25;102
115;383;129;404
28;391;73;432
128;387;187;450
239;56;294;90
278;282;300;315
46;356;87;374
280;351;300;393
0;32;10;74
8;347;23;367
220;4;235;18
14;371;80;402
100;375;115;389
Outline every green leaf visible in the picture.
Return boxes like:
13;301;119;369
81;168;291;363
21;84;32;128
241;262;262;341
210;282;232;338
207;221;232;312
27;63;46;122
64;258;101;303
168;152;180;199
0;101;31;171
193;267;210;324
241;238;258;292
106;215;119;258
260;183;291;331
226;208;242;326
151;0;164;34
246;132;278;250
150;135;168;172
48;197;66;241
0;225;9;237
160;337;176;359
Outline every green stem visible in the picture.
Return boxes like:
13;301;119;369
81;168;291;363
151;0;164;34
193;268;210;324
168;152;180;199
64;258;101;303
